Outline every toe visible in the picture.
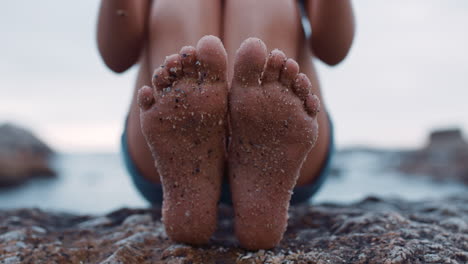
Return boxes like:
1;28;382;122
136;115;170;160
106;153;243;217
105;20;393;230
196;35;227;82
293;73;320;116
138;86;155;110
152;66;172;91
305;93;321;116
279;58;299;88
233;38;268;87
164;54;183;79
292;73;312;101
261;49;287;84
180;46;198;79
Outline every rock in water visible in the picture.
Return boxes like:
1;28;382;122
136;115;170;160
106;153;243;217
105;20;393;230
0;123;55;187
0;195;466;263
398;128;468;184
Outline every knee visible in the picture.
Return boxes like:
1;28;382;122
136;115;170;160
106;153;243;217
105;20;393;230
227;0;301;31
150;2;188;37
261;0;302;33
262;1;303;58
228;0;302;56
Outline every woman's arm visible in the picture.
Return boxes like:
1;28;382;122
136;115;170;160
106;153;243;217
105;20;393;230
306;0;355;66
97;0;151;73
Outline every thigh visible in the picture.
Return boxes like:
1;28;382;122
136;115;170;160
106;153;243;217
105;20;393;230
126;0;223;186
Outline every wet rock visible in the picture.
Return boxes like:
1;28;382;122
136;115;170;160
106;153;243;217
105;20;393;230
0;123;55;187
0;195;466;263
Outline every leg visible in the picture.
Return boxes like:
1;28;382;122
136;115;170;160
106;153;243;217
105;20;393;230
138;36;228;245
229;38;320;250
224;0;330;249
126;0;222;187
125;0;224;245
224;0;330;188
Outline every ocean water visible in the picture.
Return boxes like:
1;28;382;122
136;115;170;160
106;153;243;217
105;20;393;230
0;151;466;214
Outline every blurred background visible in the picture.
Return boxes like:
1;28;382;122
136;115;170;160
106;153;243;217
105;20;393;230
0;0;467;214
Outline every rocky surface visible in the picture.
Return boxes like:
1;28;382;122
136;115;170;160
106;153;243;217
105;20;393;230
0;123;55;187
1;195;467;264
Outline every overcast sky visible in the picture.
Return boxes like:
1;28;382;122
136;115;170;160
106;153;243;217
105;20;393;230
1;0;467;152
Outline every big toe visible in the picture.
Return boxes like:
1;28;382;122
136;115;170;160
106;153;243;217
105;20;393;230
196;35;228;82
233;38;268;87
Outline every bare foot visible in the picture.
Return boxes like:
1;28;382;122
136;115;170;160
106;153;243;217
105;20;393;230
138;36;228;245
229;38;320;250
